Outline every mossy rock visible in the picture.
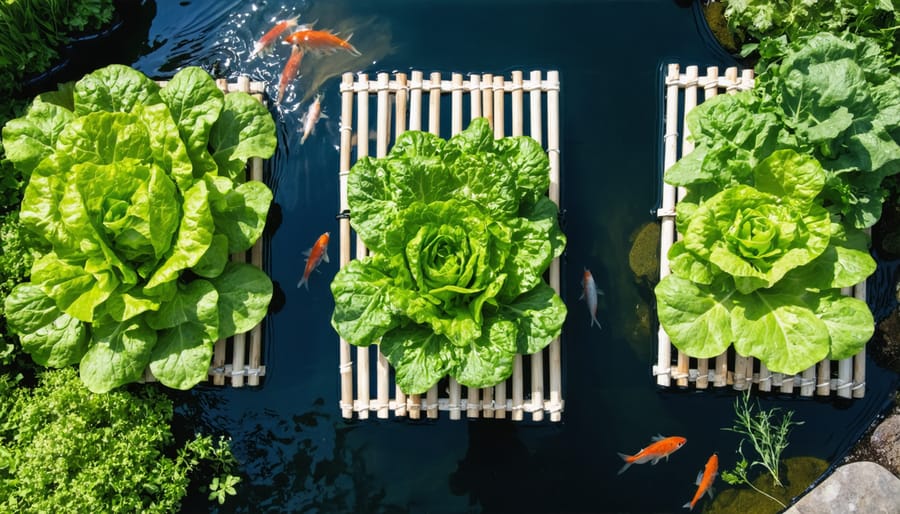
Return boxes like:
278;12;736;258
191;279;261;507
628;222;660;284
701;1;741;54
706;456;829;514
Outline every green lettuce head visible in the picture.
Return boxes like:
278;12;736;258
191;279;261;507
2;65;276;393
657;149;876;374
331;118;566;394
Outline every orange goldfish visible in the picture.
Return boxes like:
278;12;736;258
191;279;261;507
297;232;330;289
276;45;304;105
300;94;325;144
617;435;687;475
284;28;361;56
684;453;718;511
580;268;602;328
249;17;300;59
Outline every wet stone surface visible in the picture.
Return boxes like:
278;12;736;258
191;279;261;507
784;461;900;514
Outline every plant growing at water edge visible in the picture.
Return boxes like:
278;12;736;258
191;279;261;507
331;118;566;394
720;390;803;507
2;64;277;393
0;367;241;512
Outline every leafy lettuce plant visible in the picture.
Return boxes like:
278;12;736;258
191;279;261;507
668;32;900;230
656;149;875;373
331;118;566;394
1;65;276;393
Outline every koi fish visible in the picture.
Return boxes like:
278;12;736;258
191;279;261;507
284;28;361;56
300;94;326;144
249;17;300;59
297;232;330;289
684;453;718;511
579;268;603;328
617;435;687;475
276;44;304;104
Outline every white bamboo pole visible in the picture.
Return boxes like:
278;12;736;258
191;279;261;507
355;73;371;419
545;70;563;422
425;71;442;419
817;359;832;397
853;274;867;398
801;367;816;397
758;363;772;393
836;286;855;398
678;65;700;389
407;70;424;419
393;72;409;417
338;72;355;418
466;74;482;418
211;77;230;386
656;63;680;388
375;72;391;419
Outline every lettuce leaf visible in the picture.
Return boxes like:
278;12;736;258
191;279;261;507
332;118;566;394
2;64;276;392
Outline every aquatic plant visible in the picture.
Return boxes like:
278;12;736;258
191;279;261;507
1;65;276;393
721;390;804;503
331;118;566;394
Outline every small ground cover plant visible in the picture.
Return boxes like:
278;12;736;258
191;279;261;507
2;64;277;393
331;118;566;394
0;366;240;513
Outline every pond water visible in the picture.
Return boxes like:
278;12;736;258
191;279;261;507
88;0;900;512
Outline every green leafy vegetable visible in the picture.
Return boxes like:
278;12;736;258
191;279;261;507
657;149;875;373
2;65;276;392
331;118;566;394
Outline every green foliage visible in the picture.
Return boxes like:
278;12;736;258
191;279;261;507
0;0;116;102
0;366;240;513
657;149;875;374
657;31;898;374
721;390;804;496
2;65;277;393
723;0;900;57
331;118;566;394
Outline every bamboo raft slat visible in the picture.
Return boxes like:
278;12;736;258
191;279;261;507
337;70;563;421
654;64;867;399
140;76;268;387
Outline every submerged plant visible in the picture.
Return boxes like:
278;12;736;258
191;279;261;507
721;390;803;504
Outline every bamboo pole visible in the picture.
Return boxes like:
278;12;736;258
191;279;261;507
355;73;371;419
407;70;424;418
211;77;230;386
801;367;816;397
393;72;409;417
545;70;563;422
780;374;795;395
656;63;680;387
425;71;442;419
677;65;699;389
836;286;854;399
338;73;355;418
758;362;772;393
375;72;391;419
482;74;494;129
817;360;832;397
852;276;867;398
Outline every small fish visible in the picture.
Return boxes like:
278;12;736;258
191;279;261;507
300;94;326;144
284;28;361;56
276;44;304;104
249;17;300;59
579;268;603;328
297;232;330;289
683;453;718;511
617;435;687;475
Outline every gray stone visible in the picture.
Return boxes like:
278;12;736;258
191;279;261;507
871;414;900;476
784;462;900;514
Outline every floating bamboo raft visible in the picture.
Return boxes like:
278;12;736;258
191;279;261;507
337;70;563;421
654;64;866;399
140;76;268;388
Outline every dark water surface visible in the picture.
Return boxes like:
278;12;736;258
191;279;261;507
101;0;900;512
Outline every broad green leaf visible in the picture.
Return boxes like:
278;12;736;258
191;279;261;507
145;179;214;293
159;66;224;179
209;92;277;179
731;287;830;374
753;149;825;208
134;102;194;192
381;324;454;395
450;318;517;388
330;255;400;346
209;262;272;339
816;293;874;360
655;275;734;358
204;174;272;253
192;234;230;278
498;282;567;355
1;98;73;174
79;316;157;393
148;280;219;389
31;252;118;323
73;64;163;116
20;313;88;368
